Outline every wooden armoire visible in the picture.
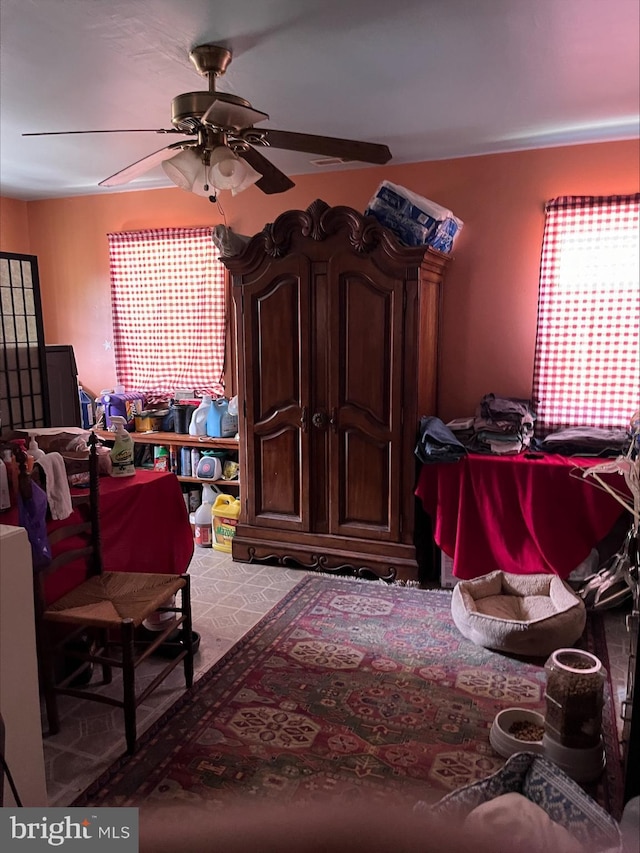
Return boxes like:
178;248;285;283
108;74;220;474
223;200;451;582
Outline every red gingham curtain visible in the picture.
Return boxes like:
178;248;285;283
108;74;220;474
532;194;640;436
107;227;226;396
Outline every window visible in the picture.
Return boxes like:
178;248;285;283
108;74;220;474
532;194;640;435
107;227;226;396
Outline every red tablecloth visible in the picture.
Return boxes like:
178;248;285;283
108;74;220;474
415;453;629;580
3;470;194;603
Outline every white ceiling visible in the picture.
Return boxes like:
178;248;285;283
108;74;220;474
1;0;638;201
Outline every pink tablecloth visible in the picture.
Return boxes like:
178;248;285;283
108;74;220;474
415;453;628;580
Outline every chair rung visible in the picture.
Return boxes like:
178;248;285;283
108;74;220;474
56;654;187;710
56;664;94;691
133;621;186;666
54;687;124;709
136;654;188;705
51;625;92;654
82;652;122;669
45;546;94;572
48;521;91;544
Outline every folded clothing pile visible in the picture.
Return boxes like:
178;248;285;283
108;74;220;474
468;393;536;454
540;426;631;457
445;416;475;446
414;416;467;464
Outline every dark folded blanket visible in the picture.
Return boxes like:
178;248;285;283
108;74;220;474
540;426;631;457
415;416;467;464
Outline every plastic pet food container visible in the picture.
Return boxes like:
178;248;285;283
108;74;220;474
544;649;605;749
100;392;145;430
212;494;241;553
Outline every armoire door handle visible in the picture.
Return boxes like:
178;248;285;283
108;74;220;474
329;408;338;432
300;406;308;432
311;411;328;430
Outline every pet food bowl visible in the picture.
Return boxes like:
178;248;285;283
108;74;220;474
490;708;545;758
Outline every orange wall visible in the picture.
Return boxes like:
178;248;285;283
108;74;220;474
4;138;639;418
0;196;32;254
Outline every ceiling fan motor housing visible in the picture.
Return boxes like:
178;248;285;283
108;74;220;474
171;91;256;132
172;92;217;129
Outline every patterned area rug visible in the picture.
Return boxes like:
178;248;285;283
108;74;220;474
74;575;623;815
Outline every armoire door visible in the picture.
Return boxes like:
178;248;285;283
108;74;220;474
326;250;409;541
240;254;312;532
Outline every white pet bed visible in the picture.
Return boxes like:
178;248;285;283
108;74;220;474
451;571;586;656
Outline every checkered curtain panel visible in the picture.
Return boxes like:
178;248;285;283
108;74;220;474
532;194;640;435
108;227;226;396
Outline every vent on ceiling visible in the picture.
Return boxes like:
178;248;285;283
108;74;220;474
310;157;352;167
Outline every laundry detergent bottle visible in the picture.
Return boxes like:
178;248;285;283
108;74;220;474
206;397;228;437
109;416;135;477
188;394;213;436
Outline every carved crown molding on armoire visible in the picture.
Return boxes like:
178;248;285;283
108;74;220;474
222;200;452;583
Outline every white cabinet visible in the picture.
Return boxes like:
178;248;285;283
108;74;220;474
0;524;47;806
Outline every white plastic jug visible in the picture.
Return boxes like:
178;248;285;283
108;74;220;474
194;483;220;548
189;394;213;436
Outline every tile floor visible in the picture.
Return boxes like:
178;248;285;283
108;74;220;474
42;549;633;808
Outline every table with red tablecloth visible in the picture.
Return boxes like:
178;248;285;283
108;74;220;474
3;470;194;603
415;453;629;581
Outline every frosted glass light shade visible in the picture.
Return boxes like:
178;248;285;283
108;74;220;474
210;146;260;192
230;160;262;196
161;145;260;197
162;149;202;191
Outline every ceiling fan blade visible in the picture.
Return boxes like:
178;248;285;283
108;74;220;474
23;128;184;136
201;99;269;132
99;142;195;187
254;129;392;165
238;146;295;194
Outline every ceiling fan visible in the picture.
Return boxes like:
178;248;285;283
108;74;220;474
23;44;392;196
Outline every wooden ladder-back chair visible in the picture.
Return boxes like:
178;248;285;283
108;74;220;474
19;433;194;754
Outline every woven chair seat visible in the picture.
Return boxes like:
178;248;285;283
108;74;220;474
44;572;187;628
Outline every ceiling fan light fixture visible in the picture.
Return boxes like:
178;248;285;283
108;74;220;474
210;145;259;192
161;145;259;198
161;148;201;191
